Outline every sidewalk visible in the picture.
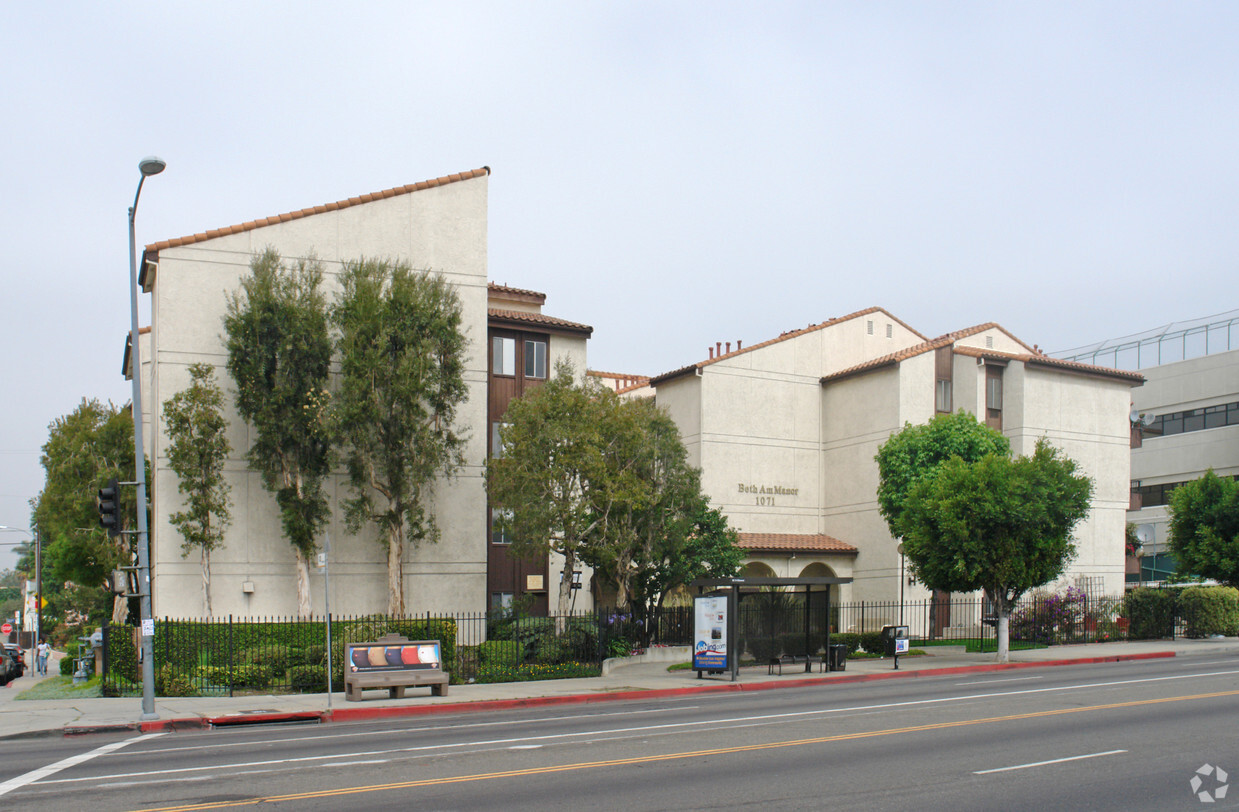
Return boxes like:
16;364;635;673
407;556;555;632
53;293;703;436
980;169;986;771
2;638;1235;740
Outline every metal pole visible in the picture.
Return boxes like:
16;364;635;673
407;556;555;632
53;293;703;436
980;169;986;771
324;534;332;710
129;159;163;721
35;530;40;646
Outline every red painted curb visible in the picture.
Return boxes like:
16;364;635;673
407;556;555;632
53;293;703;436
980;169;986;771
90;651;1179;736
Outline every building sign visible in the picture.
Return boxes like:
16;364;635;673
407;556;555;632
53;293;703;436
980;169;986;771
693;595;729;671
738;483;799;507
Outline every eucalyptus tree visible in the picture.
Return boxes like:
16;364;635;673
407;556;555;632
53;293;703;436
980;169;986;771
332;258;468;616
163;362;232;618
224;249;332;617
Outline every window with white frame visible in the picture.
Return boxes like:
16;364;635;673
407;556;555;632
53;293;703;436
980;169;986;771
493;336;515;376
524;339;547;379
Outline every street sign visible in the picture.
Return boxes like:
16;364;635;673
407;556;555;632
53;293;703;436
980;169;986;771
0;622;11;635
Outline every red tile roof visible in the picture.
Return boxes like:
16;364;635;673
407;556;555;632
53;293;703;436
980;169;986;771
737;532;858;554
650;307;927;386
952;345;1144;383
488;283;546;304
488;308;593;336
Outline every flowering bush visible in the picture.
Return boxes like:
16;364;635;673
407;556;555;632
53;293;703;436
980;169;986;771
1010;587;1087;644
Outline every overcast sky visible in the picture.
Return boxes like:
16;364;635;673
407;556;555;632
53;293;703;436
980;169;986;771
2;3;1237;569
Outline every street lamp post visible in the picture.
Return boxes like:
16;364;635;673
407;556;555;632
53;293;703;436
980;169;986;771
129;156;165;721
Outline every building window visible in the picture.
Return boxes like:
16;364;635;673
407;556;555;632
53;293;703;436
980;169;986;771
491;422;510;457
524;339;547;379
986;376;1003;411
493;336;515;376
867;320;874;335
985;335;994;349
491;592;513;610
936;379;952;413
491;508;512;545
1147;401;1239;438
886;323;893;338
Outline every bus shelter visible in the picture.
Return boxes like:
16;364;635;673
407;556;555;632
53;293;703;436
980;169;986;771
689;576;852;681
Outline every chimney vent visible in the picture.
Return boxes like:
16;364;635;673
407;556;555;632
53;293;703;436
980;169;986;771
726;342;732;354
737;340;742;350
708;347;714;359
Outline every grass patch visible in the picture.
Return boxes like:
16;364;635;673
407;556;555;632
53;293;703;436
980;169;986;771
912;638;1048;653
16;675;104;700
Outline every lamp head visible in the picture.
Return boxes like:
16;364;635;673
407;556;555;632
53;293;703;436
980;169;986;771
138;156;166;177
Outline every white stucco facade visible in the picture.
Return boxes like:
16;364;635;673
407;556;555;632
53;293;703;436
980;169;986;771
653;312;1142;605
141;170;493;618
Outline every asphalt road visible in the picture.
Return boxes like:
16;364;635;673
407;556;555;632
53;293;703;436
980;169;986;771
3;653;1238;811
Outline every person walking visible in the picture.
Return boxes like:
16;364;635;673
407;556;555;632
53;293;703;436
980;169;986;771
36;638;50;676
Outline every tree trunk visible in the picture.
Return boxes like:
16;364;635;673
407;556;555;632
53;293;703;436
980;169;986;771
996;606;1010;664
202;546;212;620
387;526;405;617
555;549;576;635
111;570;128;625
295;548;312;618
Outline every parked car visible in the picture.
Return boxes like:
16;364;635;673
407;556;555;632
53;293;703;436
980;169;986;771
2;644;24;679
0;648;16;685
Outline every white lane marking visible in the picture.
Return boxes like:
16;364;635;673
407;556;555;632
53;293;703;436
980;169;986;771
327;760;389;767
509;745;543;750
975;749;1127;774
38;668;1239;789
113;705;699;757
955;676;1045;686
0;733;166;798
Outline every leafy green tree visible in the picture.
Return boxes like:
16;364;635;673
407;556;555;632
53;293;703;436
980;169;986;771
1168;470;1239;586
875;411;1011;541
626;499;744;644
488;361;640;620
585;397;742;619
332;258;468;616
163;362;232;618
32;399;144;626
224;248;332;617
900;439;1093;662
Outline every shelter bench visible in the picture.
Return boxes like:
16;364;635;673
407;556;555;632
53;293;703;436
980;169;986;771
344;634;449;701
768;653;826;675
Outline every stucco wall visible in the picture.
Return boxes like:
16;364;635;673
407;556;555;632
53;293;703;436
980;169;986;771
147;175;490;617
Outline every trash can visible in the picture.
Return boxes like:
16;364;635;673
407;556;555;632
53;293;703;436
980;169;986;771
828;643;847;672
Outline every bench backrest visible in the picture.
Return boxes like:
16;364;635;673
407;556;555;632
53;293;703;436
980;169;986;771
346;636;443;675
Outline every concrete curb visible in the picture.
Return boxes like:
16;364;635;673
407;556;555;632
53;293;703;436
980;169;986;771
71;650;1172;739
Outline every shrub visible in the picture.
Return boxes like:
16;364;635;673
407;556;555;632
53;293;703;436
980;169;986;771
829;633;861;657
288;664;327;692
60;654;76;677
477;640;522;667
748;636;777;662
1179;586;1239;638
1011;587;1087;644
156;663;196;697
1123;587;1180;639
859;631;885;655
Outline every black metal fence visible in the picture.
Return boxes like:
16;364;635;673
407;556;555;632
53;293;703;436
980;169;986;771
99;588;1187;697
100;611;619;698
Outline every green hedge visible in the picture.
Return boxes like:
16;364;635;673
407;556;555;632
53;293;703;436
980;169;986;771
1179;586;1239;638
1122;587;1180;639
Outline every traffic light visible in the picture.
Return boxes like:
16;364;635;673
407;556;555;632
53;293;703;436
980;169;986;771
96;478;120;537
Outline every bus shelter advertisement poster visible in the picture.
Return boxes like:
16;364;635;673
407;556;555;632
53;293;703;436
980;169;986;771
693;596;729;670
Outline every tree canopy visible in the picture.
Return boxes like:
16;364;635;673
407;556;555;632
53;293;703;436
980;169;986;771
875;411;1011;541
1168;470;1239;587
224;248;332;617
899;438;1093;661
33;398;145;627
332;258;469;616
488;362;741;623
163;362;232;618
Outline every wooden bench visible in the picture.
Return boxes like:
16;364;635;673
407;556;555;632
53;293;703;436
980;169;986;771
344;634;449;702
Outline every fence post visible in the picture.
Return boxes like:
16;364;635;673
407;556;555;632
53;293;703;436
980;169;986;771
228;615;234;698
